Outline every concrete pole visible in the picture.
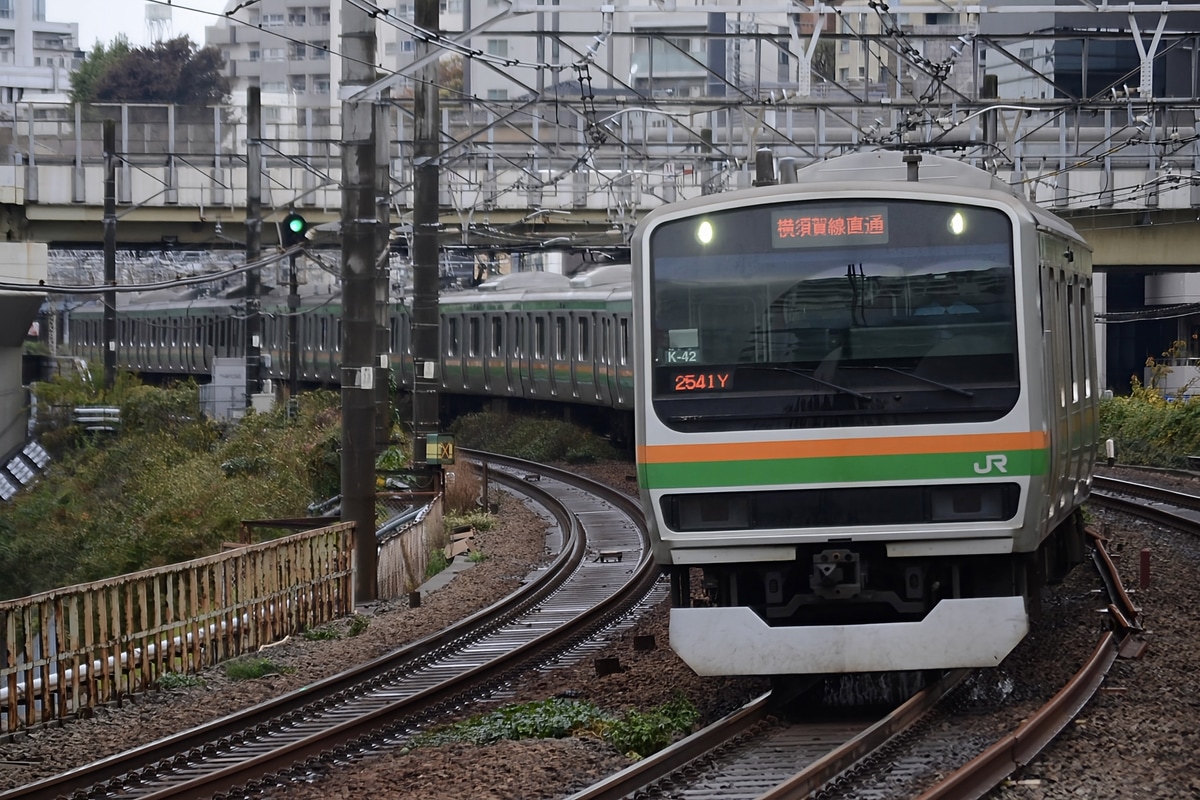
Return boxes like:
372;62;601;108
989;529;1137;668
245;88;262;407
102;120;116;391
375;101;392;449
411;0;442;486
341;0;381;603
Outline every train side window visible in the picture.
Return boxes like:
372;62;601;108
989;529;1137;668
469;317;481;357
601;318;611;364
491;316;504;356
578;317;590;360
534;317;546;359
320;317;328;352
515;316;525;357
555;317;567;360
1067;280;1078;403
335;318;342;352
390;316;399;353
1081;284;1092;398
447;317;460;357
619;318;630;365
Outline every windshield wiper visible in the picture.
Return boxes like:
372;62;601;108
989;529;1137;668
739;365;872;401
852;365;975;398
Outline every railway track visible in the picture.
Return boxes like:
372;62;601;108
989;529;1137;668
3;452;659;800
566;479;1162;800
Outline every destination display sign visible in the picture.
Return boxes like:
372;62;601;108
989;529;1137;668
771;207;889;248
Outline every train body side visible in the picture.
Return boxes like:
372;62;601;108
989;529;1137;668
61;267;635;426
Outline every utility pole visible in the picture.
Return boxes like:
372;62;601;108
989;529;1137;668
375;102;392;449
245;88;263;408
102;120;116;391
411;0;441;489
288;251;299;397
341;0;381;603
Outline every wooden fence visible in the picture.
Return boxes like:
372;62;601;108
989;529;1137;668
1;522;354;733
377;494;445;600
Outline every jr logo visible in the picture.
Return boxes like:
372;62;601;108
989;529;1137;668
973;454;1008;474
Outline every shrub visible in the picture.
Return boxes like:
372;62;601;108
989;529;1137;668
303;625;341;641
449;412;619;463
603;694;699;758
224;657;290;681
348;614;370;636
157;671;205;690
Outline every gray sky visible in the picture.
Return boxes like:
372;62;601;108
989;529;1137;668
51;0;228;51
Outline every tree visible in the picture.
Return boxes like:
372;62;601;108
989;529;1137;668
76;36;230;106
69;36;132;105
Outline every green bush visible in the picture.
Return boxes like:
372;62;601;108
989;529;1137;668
224;657;291;681
303;625;341;641
408;694;699;758
0;383;344;600
412;698;612;747
1099;384;1200;468
348;614;370;636
157;671;205;690
603;694;699;758
449;412;619;463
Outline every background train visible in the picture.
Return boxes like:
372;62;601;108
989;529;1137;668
632;150;1098;676
62;263;635;440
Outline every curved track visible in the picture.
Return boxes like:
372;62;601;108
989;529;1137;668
2;453;657;800
569;483;1156;800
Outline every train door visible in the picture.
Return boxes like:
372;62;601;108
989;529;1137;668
550;312;569;399
613;314;632;409
514;312;532;397
597;314;613;407
481;313;499;393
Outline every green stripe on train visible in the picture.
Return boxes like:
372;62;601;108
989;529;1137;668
638;449;1049;490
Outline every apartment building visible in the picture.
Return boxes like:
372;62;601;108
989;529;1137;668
0;0;81;107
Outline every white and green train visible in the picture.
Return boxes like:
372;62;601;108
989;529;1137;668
632;151;1098;676
64;263;635;440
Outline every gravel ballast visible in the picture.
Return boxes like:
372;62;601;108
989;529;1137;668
2;462;1196;799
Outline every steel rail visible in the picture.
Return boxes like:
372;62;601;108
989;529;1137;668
911;527;1145;800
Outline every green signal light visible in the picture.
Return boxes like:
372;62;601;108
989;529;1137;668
282;212;308;246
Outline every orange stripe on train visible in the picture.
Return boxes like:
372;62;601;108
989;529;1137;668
637;431;1049;464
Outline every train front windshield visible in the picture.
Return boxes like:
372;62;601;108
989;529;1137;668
648;199;1017;431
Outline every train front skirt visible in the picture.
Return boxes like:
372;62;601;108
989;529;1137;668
669;596;1029;675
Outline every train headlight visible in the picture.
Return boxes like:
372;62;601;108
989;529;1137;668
948;212;966;236
696;220;714;245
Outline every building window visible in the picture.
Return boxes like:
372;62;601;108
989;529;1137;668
384;42;396;56
310;41;328;59
486;39;508;58
487;89;508;100
262;80;286;93
248;49;260;61
290;75;306;92
289;43;306;59
402;40;413;52
264;48;285;61
0;0;10;18
263;13;284;26
314;8;330;24
314;77;330;93
288;7;306;24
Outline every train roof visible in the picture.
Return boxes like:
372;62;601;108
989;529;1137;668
637;150;1088;247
